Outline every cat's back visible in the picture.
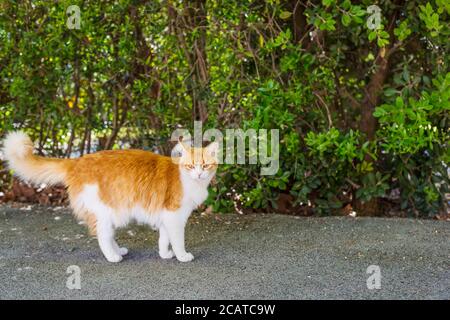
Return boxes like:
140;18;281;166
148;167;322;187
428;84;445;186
75;149;171;166
78;148;161;160
65;148;181;210
67;149;177;181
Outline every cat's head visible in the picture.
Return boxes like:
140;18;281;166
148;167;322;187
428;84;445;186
174;140;219;181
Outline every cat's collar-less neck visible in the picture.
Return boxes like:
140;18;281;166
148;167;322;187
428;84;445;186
180;169;213;188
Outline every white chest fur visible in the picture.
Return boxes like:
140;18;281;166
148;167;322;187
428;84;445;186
179;171;210;211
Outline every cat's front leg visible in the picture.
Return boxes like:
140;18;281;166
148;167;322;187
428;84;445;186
158;225;174;259
162;211;194;262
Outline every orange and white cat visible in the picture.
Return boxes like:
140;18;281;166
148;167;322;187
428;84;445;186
2;131;218;263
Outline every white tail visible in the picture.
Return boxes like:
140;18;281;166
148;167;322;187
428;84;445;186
2;131;68;185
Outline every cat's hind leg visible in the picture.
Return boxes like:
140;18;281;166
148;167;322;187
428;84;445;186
72;209;97;236
74;184;125;262
73;209;127;257
112;240;128;256
96;216;123;263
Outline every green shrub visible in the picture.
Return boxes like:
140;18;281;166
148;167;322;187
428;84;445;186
1;1;449;216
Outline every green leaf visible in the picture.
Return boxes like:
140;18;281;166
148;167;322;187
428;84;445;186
279;11;292;20
341;14;351;27
384;88;398;97
368;31;377;41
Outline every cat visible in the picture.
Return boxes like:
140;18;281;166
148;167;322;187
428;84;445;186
2;131;218;263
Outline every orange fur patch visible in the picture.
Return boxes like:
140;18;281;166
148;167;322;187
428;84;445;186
65;150;183;221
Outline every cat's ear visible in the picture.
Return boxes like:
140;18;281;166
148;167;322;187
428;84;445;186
173;136;190;157
205;141;219;159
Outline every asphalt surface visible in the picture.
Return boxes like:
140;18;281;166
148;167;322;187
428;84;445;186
0;204;448;299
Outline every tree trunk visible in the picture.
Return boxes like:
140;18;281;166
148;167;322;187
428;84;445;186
290;1;310;48
360;48;389;142
191;0;209;123
168;0;209;123
355;5;402;216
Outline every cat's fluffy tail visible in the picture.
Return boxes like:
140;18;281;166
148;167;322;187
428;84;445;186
2;131;70;186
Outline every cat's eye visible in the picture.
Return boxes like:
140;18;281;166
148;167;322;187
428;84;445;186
202;164;212;169
185;164;195;170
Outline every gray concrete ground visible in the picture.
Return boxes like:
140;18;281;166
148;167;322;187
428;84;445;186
0;204;448;299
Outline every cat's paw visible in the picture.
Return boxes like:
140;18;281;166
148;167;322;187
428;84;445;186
159;249;175;259
105;253;123;263
176;252;194;262
118;247;128;256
